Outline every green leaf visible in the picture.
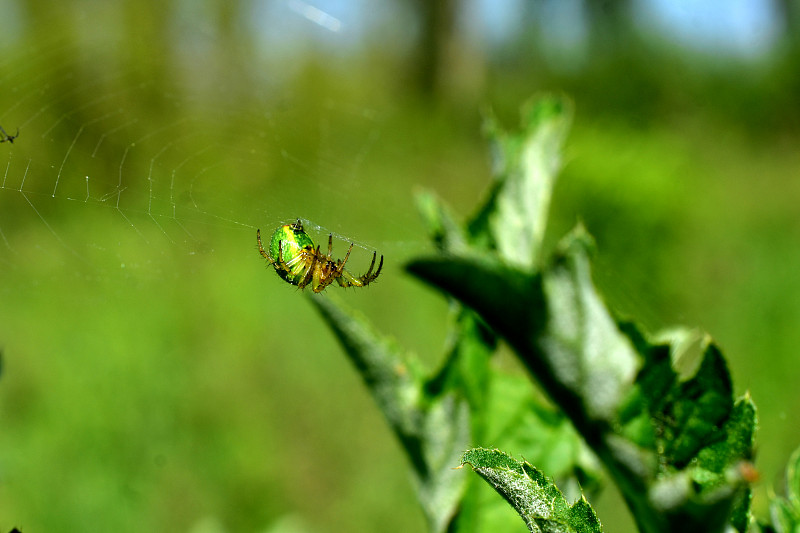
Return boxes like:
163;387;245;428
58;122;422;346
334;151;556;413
767;444;800;533
695;395;756;477
770;498;798;533
408;230;758;533
405;252;537;355
415;173;601;531
415;189;469;255
486;372;603;500
408;226;640;429
471;95;573;268
537;227;641;422
422;309;497;533
403;94;762;533
461;447;602;533
309;293;470;533
425;308;494;431
787;444;800;513
696;396;757;533
658;341;733;468
308;293;423;446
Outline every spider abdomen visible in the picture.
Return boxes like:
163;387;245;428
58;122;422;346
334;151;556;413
268;222;315;285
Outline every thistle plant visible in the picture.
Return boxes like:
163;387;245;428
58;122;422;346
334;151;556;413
310;95;797;533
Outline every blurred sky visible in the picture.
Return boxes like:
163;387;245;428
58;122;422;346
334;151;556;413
0;0;782;59
642;0;780;55
257;0;781;59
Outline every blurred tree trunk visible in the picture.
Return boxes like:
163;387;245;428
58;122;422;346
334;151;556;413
407;0;485;105
215;0;255;64
411;0;454;97
774;0;800;131
583;0;633;55
775;0;800;50
214;0;256;101
122;0;173;110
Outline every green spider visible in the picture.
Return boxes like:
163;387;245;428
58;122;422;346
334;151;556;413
257;219;384;293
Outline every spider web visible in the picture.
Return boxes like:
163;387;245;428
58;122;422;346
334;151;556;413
0;7;431;279
0;4;467;532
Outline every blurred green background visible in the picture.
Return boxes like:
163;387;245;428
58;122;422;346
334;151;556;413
1;1;799;531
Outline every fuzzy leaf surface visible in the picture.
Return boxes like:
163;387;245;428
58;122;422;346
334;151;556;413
309;294;469;533
767;445;800;533
471;95;572;268
461;448;602;533
408;231;757;533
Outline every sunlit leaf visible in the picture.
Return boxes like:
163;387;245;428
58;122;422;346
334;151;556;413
461;447;602;533
309;294;469;533
471;95;573;268
767;445;800;533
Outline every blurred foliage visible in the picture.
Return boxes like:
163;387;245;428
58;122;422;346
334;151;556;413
0;1;799;532
765;444;800;533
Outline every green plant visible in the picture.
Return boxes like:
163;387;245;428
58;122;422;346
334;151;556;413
309;94;793;532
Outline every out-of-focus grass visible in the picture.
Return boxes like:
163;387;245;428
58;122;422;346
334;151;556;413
1;5;799;533
0;217;430;532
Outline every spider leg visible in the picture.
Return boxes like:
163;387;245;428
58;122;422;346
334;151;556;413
326;234;333;258
373;254;384;279
358;253;384;285
363;252;377;278
335;252;384;288
257;230;296;276
297;245;319;289
331;243;355;286
339;243;353;271
257;229;277;266
276;240;290;271
336;269;362;287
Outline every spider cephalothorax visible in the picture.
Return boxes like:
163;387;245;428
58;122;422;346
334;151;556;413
257;219;383;293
